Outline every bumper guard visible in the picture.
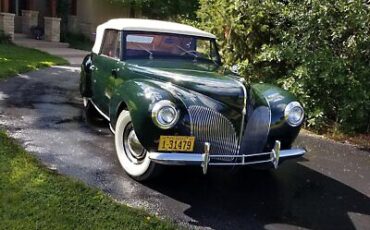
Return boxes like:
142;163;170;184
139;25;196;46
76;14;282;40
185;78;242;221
149;141;306;174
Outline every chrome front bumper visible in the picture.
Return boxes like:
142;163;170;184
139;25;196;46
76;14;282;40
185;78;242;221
149;141;306;174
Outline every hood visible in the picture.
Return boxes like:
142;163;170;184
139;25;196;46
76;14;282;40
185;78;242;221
126;60;245;110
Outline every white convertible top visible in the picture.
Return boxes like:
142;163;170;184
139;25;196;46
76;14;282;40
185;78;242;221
92;18;216;54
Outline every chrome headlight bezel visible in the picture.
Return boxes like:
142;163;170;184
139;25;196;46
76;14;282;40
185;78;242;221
151;100;180;130
284;101;304;127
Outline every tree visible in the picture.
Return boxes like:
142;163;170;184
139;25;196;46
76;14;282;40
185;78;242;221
196;0;370;133
105;0;199;20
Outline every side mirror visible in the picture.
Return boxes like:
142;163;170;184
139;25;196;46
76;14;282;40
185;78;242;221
230;64;239;74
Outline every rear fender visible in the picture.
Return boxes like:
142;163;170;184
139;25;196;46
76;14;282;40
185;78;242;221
80;54;93;97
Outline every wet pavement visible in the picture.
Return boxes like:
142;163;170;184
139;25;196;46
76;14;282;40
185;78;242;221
0;66;369;230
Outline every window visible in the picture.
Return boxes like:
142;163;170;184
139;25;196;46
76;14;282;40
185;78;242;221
196;39;214;61
101;30;121;59
124;33;220;64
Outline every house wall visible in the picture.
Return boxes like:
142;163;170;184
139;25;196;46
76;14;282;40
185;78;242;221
72;0;141;39
6;0;142;41
34;0;47;25
13;0;47;32
73;0;93;37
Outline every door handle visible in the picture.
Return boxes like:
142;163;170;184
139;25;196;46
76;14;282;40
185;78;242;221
112;68;119;78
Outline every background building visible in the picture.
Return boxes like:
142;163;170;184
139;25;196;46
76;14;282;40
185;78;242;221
0;0;140;41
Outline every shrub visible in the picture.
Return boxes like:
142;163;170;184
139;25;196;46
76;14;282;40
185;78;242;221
104;0;199;20
0;30;11;44
64;32;93;51
196;0;370;134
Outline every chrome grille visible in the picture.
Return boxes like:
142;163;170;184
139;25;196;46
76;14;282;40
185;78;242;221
188;106;238;161
240;106;271;155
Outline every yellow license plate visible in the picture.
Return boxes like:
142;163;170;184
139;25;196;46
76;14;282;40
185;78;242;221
158;136;195;152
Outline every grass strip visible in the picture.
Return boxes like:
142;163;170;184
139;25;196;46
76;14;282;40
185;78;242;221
0;43;68;80
0;130;175;229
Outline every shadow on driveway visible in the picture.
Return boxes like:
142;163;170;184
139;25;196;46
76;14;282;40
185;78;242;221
144;161;370;229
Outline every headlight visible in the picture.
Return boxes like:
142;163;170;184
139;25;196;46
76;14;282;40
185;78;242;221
284;101;304;127
152;100;180;129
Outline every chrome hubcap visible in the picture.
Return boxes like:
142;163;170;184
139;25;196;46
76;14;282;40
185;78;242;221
124;126;146;163
127;130;145;158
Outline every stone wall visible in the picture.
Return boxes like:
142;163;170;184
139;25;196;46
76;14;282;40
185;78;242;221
0;12;15;40
44;17;61;42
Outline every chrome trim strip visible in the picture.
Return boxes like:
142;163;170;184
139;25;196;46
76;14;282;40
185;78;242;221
109;123;116;134
188;106;238;158
100;54;120;62
235;78;247;146
209;159;272;166
89;99;110;121
280;148;306;157
149;148;306;166
149;152;203;164
209;152;271;158
272;140;281;169
202;142;210;174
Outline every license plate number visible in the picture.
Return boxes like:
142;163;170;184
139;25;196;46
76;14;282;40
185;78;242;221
158;136;195;152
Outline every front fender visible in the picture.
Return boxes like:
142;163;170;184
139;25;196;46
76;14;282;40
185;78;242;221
109;79;190;152
250;83;302;149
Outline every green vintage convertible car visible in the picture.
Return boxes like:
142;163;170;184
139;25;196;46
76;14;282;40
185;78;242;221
80;18;306;181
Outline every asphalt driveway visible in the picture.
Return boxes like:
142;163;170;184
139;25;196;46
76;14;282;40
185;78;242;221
0;66;369;230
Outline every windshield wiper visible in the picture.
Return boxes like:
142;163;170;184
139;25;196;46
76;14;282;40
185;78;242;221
133;43;153;60
177;45;198;61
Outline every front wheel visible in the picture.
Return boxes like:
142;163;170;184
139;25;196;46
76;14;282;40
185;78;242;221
114;110;161;181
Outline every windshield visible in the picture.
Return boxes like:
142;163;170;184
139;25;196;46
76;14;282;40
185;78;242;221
124;32;221;64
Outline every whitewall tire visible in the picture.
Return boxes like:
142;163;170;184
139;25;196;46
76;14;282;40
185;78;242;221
114;110;160;181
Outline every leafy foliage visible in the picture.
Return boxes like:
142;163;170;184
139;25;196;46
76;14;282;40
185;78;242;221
0;30;11;44
196;0;370;134
142;0;199;20
104;0;147;9
64;32;94;51
105;0;199;19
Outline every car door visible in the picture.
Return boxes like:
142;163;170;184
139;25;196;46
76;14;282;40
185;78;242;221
91;29;122;115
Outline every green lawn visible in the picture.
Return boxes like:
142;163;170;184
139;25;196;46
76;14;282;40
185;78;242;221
0;131;174;229
0;43;68;80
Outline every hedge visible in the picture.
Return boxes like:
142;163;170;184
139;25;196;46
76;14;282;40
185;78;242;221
195;0;370;134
